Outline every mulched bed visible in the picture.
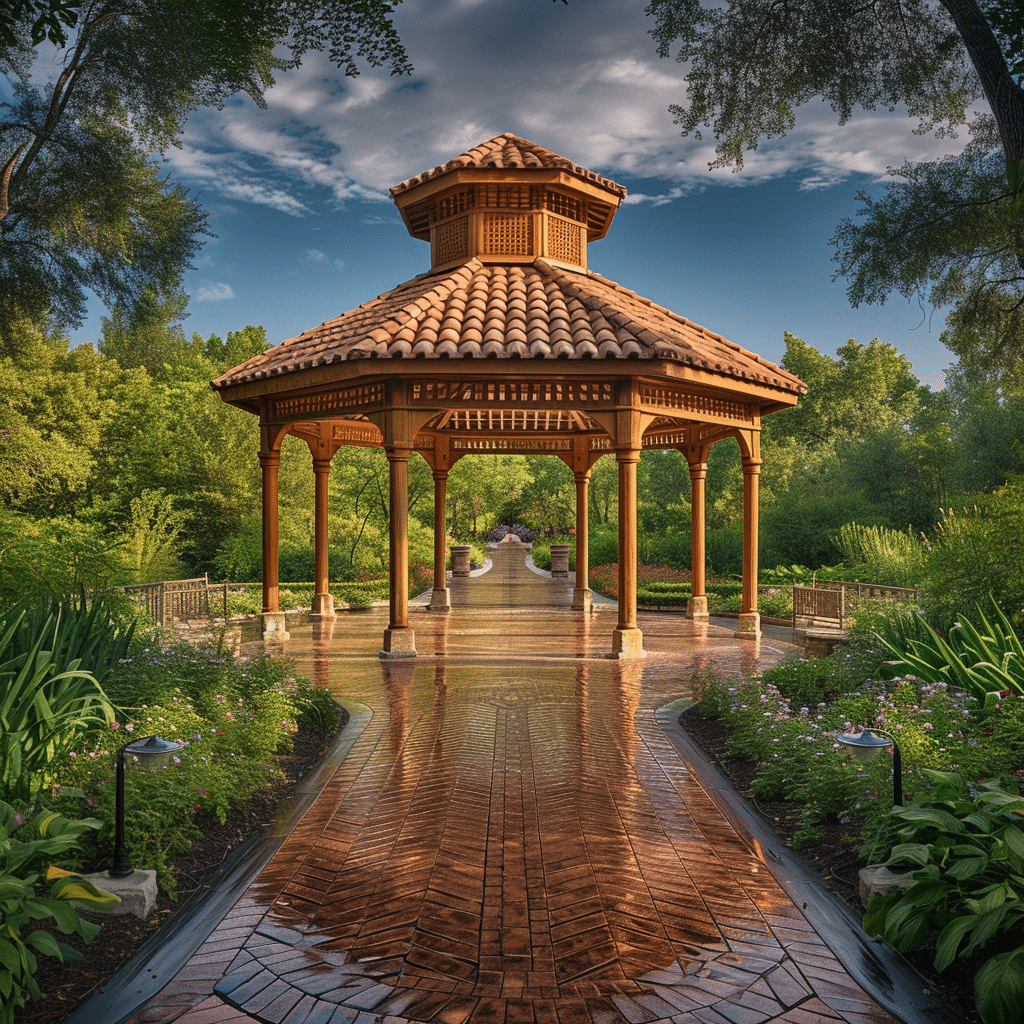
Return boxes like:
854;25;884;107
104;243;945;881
679;706;982;1024
15;722;342;1023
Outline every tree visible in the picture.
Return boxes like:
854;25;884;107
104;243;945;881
0;2;411;341
647;0;1024;370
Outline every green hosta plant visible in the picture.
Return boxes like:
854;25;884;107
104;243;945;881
0;801;119;1022
0;612;117;806
877;599;1024;704
863;770;1024;1024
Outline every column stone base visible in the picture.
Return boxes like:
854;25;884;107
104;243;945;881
427;588;451;611
261;612;290;642
571;588;593;612
381;627;417;658
686;595;709;621
610;627;646;659
736;612;761;640
310;593;336;619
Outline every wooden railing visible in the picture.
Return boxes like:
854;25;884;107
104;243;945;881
122;576;229;625
792;582;918;631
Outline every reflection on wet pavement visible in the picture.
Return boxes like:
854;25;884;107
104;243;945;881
121;544;898;1024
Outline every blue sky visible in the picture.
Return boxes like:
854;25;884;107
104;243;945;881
68;0;974;388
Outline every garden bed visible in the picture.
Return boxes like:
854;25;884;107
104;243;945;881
679;705;983;1023
14;718;343;1024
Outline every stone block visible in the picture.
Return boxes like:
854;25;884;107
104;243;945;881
77;869;157;919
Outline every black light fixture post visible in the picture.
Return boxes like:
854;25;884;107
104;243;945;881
836;727;903;806
109;734;186;879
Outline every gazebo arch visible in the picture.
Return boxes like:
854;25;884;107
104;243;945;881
212;133;806;658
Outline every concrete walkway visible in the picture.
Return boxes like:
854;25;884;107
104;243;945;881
91;542;953;1024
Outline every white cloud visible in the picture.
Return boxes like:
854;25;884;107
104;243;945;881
196;282;235;301
307;248;326;260
162;0;980;216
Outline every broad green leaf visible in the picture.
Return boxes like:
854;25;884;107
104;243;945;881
24;929;64;960
934;915;975;972
975;947;1024;1024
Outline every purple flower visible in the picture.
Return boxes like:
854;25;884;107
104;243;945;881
12;812;25;828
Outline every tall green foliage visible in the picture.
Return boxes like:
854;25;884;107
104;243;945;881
0;608;118;807
924;478;1024;619
833;522;927;588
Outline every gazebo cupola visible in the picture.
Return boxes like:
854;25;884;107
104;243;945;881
389;133;625;273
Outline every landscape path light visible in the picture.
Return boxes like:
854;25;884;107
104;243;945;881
835;727;903;807
109;734;187;878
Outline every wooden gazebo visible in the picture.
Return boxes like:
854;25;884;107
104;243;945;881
212;133;806;658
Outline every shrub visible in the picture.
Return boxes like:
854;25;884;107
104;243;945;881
54;638;339;893
876;599;1024;703
833;522;926;588
762;657;843;705
0;801;118;1023
924;478;1024;624
863;771;1024;1024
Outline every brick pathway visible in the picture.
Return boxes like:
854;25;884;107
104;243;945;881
118;543;903;1024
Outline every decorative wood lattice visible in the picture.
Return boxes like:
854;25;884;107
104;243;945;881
451;437;573;452
546;190;582;221
547;215;582;265
437;190;473;220
274;383;384;419
411;380;614;405
640;384;751;423
432;217;469;265
479;184;535;210
483;213;532;256
444;409;580;433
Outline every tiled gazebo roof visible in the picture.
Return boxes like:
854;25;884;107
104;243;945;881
389;132;627;199
212;258;804;397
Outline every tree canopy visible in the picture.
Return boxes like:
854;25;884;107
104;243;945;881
647;0;1024;371
0;1;410;344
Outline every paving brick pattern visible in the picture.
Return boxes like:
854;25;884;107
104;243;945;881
123;545;895;1024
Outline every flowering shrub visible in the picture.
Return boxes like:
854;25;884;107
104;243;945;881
45;636;340;893
687;664;1020;849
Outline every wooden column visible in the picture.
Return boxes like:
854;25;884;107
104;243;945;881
259;446;288;640
428;469;451;611
382;444;416;657
738;457;762;639
311;457;335;619
687;458;709;621
571;469;592;611
612;448;644;658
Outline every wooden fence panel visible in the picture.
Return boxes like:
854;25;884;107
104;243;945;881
122;577;227;625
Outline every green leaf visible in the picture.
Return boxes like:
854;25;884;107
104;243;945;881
24;929;65;961
895;805;965;833
975;947;1024;1024
947;853;989;880
934;915;976;972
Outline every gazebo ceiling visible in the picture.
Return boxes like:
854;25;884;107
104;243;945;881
212;133;806;445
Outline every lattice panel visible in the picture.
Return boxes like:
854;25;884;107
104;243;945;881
273;383;384;419
640;384;751;423
547;215;582;265
483;213;532;256
479;184;534;209
442;409;579;433
436;190;473;220
432;216;469;265
451;437;573;452
411;380;614;406
546;190;582;221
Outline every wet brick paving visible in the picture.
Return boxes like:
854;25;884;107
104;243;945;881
120;542;898;1024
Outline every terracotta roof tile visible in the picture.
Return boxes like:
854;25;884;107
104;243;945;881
389;132;627;198
212;258;806;396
